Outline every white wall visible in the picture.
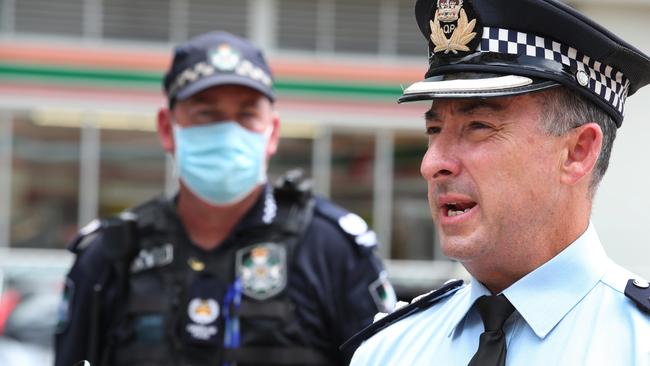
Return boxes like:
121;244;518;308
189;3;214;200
580;4;650;279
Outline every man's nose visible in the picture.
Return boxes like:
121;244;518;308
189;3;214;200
420;139;461;181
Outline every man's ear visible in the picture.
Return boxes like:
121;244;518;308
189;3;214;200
157;108;175;154
560;122;602;186
266;110;281;158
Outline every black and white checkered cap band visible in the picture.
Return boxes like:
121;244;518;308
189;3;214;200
477;27;630;115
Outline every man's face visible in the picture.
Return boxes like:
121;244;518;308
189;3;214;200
161;84;280;159
173;85;275;131
421;94;565;269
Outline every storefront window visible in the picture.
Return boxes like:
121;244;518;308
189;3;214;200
11;113;80;249
391;132;438;260
269;135;314;183
98;127;166;217
329;131;376;225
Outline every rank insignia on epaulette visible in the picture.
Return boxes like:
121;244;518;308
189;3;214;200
236;242;287;300
429;0;482;57
369;271;398;313
625;278;650;314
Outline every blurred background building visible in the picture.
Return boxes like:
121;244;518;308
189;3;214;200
0;1;649;360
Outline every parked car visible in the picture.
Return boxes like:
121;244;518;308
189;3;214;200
0;248;73;366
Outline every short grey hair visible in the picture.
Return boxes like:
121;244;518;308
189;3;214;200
535;87;617;193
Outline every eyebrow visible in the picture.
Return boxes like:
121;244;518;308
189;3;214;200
425;99;508;121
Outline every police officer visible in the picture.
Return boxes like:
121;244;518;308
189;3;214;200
346;0;650;365
54;31;396;366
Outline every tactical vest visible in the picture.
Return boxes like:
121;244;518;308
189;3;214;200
98;174;332;366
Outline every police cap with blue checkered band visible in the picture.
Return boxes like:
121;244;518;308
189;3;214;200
163;31;274;106
401;0;650;127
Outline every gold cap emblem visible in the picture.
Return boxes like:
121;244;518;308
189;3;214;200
430;0;480;55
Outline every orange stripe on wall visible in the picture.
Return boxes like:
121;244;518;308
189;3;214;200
0;40;424;84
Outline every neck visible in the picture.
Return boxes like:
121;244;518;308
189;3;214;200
468;191;592;294
176;183;264;250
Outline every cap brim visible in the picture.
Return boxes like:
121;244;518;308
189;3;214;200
399;74;558;103
175;74;275;102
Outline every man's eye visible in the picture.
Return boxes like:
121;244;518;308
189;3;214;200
197;110;216;119
468;122;491;130
426;126;441;135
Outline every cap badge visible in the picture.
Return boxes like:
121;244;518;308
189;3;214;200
209;43;241;71
430;0;480;55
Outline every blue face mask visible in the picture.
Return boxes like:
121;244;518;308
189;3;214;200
173;121;268;205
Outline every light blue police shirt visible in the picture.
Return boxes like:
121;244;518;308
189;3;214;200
351;223;650;365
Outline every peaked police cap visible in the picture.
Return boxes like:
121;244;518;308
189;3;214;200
401;0;650;127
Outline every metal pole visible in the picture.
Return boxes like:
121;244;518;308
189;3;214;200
373;129;394;259
379;0;399;56
170;0;189;43
83;0;103;39
0;111;13;248
78;113;100;227
248;0;277;50
1;0;15;34
316;0;335;53
312;126;332;198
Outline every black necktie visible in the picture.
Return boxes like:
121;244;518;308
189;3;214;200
467;295;515;366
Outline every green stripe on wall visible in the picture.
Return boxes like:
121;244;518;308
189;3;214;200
0;62;402;100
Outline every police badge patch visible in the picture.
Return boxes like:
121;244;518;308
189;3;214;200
429;0;481;56
236;243;287;301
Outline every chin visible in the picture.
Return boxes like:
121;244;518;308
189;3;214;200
438;233;487;262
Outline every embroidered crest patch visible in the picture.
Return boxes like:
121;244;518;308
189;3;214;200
429;0;482;56
236;243;287;300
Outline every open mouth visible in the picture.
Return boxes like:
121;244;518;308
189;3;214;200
444;202;477;217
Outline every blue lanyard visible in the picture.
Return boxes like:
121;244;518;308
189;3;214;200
223;277;242;366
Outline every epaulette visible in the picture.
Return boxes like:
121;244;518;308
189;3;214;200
68;212;139;260
340;279;464;352
624;278;650;315
314;197;379;250
68;219;103;253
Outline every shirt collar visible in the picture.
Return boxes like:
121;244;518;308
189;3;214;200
233;183;277;231
503;222;609;338
446;277;492;338
447;222;608;339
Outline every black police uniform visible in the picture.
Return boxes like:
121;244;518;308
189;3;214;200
54;176;393;366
